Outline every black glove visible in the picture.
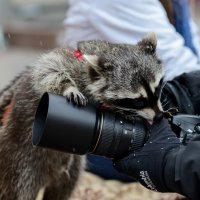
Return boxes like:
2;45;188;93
161;70;200;115
113;118;181;192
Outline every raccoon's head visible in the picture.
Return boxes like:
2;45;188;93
78;33;164;121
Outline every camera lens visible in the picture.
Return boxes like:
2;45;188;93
91;112;147;158
32;93;147;158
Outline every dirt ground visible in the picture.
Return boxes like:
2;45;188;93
69;171;185;200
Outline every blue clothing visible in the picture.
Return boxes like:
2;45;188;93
86;154;134;182
171;0;198;55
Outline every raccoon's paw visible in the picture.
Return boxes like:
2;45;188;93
63;86;87;106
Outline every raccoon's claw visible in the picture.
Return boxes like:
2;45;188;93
72;93;88;106
63;86;87;106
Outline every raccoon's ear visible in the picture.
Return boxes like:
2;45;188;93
84;54;102;81
83;55;99;68
138;32;157;54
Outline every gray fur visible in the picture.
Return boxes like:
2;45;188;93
0;70;84;200
0;34;163;199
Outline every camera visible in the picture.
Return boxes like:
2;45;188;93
32;92;148;158
32;93;200;159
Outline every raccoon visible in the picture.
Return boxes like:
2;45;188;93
33;32;164;121
0;32;163;200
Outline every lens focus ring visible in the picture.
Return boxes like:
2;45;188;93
92;112;116;156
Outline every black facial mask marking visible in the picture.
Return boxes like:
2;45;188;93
109;77;164;111
111;98;149;109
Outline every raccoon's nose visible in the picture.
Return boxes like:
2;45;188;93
153;112;163;122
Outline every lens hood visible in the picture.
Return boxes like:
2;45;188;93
32;92;100;154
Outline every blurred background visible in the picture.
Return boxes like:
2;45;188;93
0;0;68;90
0;0;200;90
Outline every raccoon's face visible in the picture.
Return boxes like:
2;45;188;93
79;33;164;121
109;76;164;121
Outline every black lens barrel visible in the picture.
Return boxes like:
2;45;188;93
92;113;147;158
32;92;100;154
32;93;147;158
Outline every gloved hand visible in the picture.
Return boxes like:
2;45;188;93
113;118;181;192
161;70;200;115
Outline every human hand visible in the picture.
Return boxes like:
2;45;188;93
113;118;181;192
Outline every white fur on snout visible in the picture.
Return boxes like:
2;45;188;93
137;100;163;120
137;108;156;120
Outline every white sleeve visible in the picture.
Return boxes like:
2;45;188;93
63;0;200;80
190;19;200;58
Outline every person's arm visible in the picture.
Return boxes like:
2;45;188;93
164;136;200;199
161;70;200;115
63;0;200;80
113;118;200;199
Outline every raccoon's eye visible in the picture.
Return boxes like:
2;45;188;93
112;98;148;109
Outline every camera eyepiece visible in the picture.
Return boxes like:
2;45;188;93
32;93;147;158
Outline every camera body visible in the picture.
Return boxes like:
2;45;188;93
170;114;200;145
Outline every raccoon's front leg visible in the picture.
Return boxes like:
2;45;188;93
32;50;87;106
64;86;87;106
